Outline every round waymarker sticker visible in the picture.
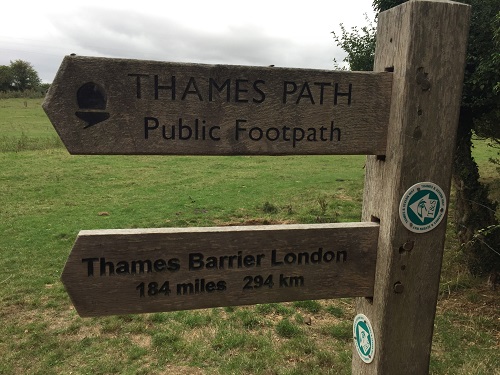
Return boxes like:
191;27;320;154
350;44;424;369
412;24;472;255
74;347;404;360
353;314;375;363
399;182;447;233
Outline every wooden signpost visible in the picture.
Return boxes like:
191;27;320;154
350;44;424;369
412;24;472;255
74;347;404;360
61;223;378;317
351;1;470;373
43;1;470;374
43;58;391;155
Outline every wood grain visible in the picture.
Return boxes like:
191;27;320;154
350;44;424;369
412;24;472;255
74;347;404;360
61;223;379;317
352;1;470;374
43;57;391;155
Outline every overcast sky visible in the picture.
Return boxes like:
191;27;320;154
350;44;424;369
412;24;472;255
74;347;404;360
0;1;375;83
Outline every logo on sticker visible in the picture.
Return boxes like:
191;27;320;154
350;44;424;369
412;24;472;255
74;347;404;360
358;325;371;353
353;314;375;363
399;182;447;233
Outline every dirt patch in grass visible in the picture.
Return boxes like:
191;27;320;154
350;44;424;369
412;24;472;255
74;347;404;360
334;191;355;201
161;364;206;374
75;323;101;340
130;334;152;348
215;218;297;226
183;325;218;343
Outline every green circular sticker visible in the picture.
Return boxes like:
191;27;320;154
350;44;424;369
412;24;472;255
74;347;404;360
399;182;446;233
353;314;375;363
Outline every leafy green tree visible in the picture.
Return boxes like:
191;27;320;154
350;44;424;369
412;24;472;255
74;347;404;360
334;0;500;275
9;59;41;92
452;0;500;276
372;0;403;11
39;82;51;93
0;65;13;92
332;16;376;71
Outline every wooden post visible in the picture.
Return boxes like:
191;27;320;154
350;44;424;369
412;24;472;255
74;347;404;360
352;1;470;374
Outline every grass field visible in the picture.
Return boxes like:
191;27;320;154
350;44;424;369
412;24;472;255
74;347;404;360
0;98;498;374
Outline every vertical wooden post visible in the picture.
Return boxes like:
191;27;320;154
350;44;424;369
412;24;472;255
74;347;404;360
352;1;470;374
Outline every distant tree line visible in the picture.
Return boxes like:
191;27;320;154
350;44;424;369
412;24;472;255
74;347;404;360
0;60;49;95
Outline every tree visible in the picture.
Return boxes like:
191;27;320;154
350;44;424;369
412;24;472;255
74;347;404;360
372;0;403;11
334;0;500;275
452;0;500;276
9;59;41;92
0;65;13;92
39;82;51;93
332;16;376;71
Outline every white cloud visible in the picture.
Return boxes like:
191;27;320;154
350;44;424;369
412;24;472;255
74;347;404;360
0;1;375;82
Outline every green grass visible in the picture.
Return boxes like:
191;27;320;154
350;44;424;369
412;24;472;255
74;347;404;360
276;318;303;338
292;300;322;313
0;98;63;152
0;98;498;374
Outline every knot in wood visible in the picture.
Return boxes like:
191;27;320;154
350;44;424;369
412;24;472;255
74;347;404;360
416;67;431;91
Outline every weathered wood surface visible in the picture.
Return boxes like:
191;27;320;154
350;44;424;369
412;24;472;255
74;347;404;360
43;57;392;155
61;222;379;317
352;0;470;374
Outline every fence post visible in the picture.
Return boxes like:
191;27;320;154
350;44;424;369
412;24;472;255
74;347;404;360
352;1;470;374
